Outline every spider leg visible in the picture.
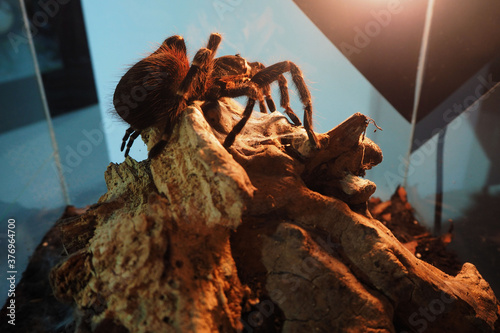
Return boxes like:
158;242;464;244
149;34;222;159
176;48;213;100
148;123;173;159
258;95;268;114
277;74;301;126
207;33;222;54
124;129;141;158
177;33;221;100
148;48;212;159
224;98;257;148
251;61;319;148
263;83;277;112
121;127;134;152
216;83;262;148
248;61;275;113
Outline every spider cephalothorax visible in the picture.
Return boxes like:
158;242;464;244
113;33;319;158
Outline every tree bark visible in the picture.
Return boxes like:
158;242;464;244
50;99;500;332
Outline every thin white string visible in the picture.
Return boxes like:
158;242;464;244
403;0;436;186
19;0;71;205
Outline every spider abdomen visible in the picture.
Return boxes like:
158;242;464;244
113;45;189;131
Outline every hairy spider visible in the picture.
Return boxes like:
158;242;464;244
113;32;319;158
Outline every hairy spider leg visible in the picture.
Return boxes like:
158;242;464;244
262;83;276;112
148;48;212;159
121;127;134;152
176;48;212;101
223;99;257;148
251;61;319;148
248;61;276;113
177;33;221;102
247;62;302;126
149;33;222;159
277;74;302;127
206;33;222;54
124;130;141;157
219;83;263;148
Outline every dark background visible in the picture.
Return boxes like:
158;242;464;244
293;0;500;149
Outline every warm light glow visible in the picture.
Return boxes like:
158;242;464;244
360;0;394;4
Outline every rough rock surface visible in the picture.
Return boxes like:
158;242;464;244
50;99;500;332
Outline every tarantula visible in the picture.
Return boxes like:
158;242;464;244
113;32;319;158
